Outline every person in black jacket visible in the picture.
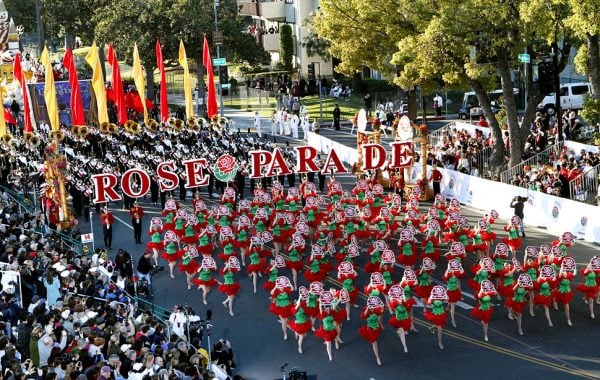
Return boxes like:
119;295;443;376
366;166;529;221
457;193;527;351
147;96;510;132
136;251;153;285
509;196;526;237
332;104;341;130
115;249;133;278
211;339;235;376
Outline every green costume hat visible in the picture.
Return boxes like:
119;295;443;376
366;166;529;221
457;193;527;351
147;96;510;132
224;244;234;254
288;201;298;212
166;242;177;254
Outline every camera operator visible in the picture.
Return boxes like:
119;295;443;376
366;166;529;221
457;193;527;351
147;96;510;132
510;195;526;237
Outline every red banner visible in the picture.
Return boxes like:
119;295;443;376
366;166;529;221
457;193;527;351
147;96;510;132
107;44;127;126
203;35;218;118
156;40;169;123
13;54;33;134
62;49;86;126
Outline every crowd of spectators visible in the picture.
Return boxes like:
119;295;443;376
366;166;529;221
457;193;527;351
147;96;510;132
0;200;239;380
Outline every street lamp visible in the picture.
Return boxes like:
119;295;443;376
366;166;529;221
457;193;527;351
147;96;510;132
214;0;224;116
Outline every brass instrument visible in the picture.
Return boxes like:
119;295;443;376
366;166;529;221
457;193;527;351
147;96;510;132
174;119;184;132
124;120;134;133
72;125;81;136
79;125;89;137
100;122;109;134
49;130;65;141
147;119;158;133
28;134;41;148
130;121;141;135
108;123;118;134
2;133;13;144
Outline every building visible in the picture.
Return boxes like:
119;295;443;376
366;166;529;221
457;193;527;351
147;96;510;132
238;0;333;77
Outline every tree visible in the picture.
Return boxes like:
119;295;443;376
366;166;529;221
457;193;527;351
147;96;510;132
41;0;100;49
5;0;36;36
279;24;293;71
315;0;573;173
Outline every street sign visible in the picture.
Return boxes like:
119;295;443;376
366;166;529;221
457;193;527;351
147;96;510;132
221;83;231;89
213;31;223;46
518;53;530;63
213;58;226;66
81;233;94;243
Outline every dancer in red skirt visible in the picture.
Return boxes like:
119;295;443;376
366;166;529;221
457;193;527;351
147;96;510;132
289;286;313;353
269;276;295;341
505;273;533;336
178;245;200;290
534;265;557;327
397;228;417;268
470;280;497;341
424;285;449;350
337;261;358;320
554;256;576;326
218;256;241;316
576;257;600;319
502;216;523;254
358;296;385;366
387;284;411;353
443;259;464;328
161;240;183;279
146;217;164;266
193;256;218;305
246;240;266;294
315;291;339;362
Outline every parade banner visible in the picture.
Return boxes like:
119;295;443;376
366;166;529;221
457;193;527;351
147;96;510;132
40;46;60;132
63;49;86;126
31;80;92;127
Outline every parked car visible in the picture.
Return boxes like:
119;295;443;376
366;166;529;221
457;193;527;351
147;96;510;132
458;89;513;119
537;82;591;116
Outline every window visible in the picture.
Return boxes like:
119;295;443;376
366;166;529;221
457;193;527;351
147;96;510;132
559;87;568;96
571;85;589;95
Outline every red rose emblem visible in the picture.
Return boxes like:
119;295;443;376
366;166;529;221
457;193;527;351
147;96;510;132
217;155;235;174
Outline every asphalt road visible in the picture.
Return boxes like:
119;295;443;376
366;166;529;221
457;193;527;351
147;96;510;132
79;111;600;380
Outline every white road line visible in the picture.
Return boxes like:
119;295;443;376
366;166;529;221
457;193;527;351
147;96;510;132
114;215;133;230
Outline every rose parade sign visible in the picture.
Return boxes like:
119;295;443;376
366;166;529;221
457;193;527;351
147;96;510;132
91;143;414;204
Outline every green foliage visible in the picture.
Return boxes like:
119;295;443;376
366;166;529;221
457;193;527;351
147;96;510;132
4;0;36;35
360;79;397;94
581;96;600;126
279;24;293;71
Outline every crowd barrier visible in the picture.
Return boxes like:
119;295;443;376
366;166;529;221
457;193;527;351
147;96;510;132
308;131;600;243
500;142;564;184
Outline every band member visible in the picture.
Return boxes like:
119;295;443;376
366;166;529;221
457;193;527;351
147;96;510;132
129;201;144;243
100;207;115;250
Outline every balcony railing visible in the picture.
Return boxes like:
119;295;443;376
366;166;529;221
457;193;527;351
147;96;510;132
262;33;280;52
238;0;289;21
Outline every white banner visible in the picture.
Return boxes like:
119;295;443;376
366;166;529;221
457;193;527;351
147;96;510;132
81;233;94;243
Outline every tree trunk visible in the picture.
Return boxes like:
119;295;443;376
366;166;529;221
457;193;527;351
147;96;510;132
64;32;75;51
497;49;526;168
587;34;600;99
145;64;155;101
407;90;417;121
469;78;505;176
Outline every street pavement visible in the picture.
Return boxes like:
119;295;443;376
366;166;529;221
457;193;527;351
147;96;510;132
79;108;600;380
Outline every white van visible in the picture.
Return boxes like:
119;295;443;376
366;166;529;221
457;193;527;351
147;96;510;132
458;88;518;120
538;82;591;116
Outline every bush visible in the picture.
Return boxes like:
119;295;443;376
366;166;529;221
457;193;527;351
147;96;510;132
581;96;600;127
279;24;294;71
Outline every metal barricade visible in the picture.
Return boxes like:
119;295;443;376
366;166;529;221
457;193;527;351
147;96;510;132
499;141;564;184
569;164;599;204
473;145;493;178
427;121;455;148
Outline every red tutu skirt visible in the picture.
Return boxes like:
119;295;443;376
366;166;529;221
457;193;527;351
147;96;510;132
146;241;164;251
481;231;497;242
333;308;347;323
246;261;266;274
262;280;276;292
162;222;175;232
305;305;319;319
502;237;522;251
396;254;418;267
218;283;241;296
235;239;251;251
289;320;312;335
533;294;553;307
497;283;515;298
443;232;456;243
447;288;462;303
193;278;217;287
272;233;287;245
470;307;493;323
315;327;338;342
467;279;481;293
364;261;382;274
269;303;295;318
388;316;411;331
286;260;304;272
348;288;359;304
181;235;198;245
504;298;525;314
162;251;183;263
405;296;417;310
576;284;598;299
358;326;382;343
467;243;488;254
174;227;186;238
198;244;214;256
304;271;327;283
413;284;433;300
178;260;200;274
553;290;573;305
424;311;446;327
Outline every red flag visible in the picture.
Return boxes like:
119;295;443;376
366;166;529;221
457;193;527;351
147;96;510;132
62;49;86;126
106;44;127;126
13;54;33;134
156;40;169;123
4;107;16;124
202;35;218;118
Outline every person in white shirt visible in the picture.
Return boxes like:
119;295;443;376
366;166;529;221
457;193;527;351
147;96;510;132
254;111;262;137
169;305;186;338
291;114;299;138
278;107;286;135
271;111;277;135
301;113;310;140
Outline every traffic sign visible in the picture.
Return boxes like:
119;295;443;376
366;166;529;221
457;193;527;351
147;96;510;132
213;58;227;66
518;53;530;63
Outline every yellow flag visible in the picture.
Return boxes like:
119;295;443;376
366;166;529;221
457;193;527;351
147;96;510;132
0;85;6;138
84;42;109;125
40;46;59;133
178;40;193;120
133;43;149;125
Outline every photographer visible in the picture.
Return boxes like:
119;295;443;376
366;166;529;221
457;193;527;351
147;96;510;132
114;249;133;278
136;251;153;286
509;196;526;237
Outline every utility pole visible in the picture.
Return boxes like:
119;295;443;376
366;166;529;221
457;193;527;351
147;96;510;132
35;0;43;55
552;42;562;141
214;0;224;116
